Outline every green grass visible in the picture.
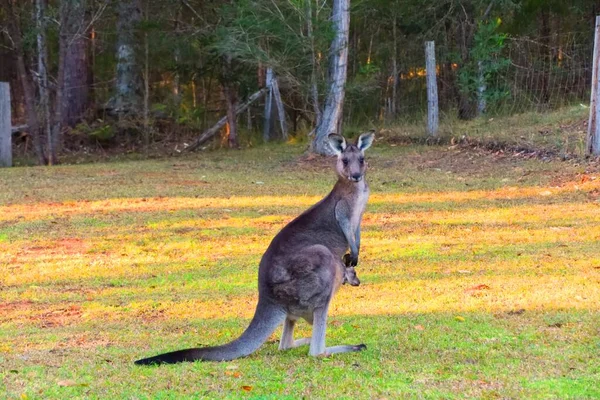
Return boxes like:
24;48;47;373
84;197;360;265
384;105;589;157
1;136;599;399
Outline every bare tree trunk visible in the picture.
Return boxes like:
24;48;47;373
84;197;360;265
60;0;89;129
143;0;150;152
115;0;142;116
538;7;552;107
312;0;350;155
36;0;55;165
305;0;321;127
0;45;24;122
5;0;45;164
456;9;477;120
391;14;399;119
89;26;96;110
172;4;182;107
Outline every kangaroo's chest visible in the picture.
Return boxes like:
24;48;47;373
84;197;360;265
350;185;369;227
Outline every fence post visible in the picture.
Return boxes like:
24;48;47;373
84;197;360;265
271;76;288;140
587;16;600;157
425;41;439;137
0;82;11;168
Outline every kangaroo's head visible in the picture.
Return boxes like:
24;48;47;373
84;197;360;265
343;266;360;286
328;131;375;183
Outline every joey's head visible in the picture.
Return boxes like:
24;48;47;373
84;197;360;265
328;131;375;183
343;266;360;286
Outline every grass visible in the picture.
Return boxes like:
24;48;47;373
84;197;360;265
1;136;600;399
384;105;590;157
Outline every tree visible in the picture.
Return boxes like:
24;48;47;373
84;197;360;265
114;0;143;116
59;0;89;128
312;0;351;155
3;0;46;164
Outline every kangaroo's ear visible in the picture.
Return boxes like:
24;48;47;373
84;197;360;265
328;134;347;155
357;130;375;151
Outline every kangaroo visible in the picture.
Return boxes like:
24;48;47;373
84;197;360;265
343;265;360;287
135;131;375;365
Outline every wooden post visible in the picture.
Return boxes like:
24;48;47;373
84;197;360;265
263;67;274;142
271;76;288;140
425;41;439;137
587;16;600;157
0;82;11;168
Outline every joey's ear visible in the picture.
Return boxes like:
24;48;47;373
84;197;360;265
356;130;375;151
328;134;347;155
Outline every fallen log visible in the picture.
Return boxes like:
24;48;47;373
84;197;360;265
186;87;267;152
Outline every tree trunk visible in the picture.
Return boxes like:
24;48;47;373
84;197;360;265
89;26;96;111
0;45;24;122
36;0;56;164
60;0;89;128
456;8;477;120
305;0;321;127
172;5;182;107
312;0;350;155
143;1;150;152
115;0;142;116
538;7;552;107
5;0;45;164
391;14;399;119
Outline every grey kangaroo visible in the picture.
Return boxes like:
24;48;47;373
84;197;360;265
135;131;374;365
343;266;360;286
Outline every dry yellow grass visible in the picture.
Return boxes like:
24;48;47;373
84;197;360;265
0;142;599;398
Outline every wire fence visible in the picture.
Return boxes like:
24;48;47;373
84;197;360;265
352;30;595;125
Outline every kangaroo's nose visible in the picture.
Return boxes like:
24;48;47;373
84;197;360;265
351;173;361;181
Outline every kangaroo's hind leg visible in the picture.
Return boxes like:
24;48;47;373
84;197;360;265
309;302;366;356
279;317;311;350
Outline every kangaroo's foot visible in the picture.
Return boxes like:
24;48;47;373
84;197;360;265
324;344;367;355
280;338;311;350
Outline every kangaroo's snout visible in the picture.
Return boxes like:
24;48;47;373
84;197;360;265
350;173;362;182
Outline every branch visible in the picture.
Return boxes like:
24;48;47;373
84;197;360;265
181;0;203;22
186;87;267;152
482;0;495;21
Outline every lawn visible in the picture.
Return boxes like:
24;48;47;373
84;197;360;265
1;139;599;399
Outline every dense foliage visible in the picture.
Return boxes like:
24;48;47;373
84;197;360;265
1;0;598;162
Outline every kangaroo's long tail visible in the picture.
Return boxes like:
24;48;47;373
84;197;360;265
134;300;286;365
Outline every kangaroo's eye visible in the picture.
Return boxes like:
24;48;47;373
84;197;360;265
342;159;349;166
359;157;365;165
